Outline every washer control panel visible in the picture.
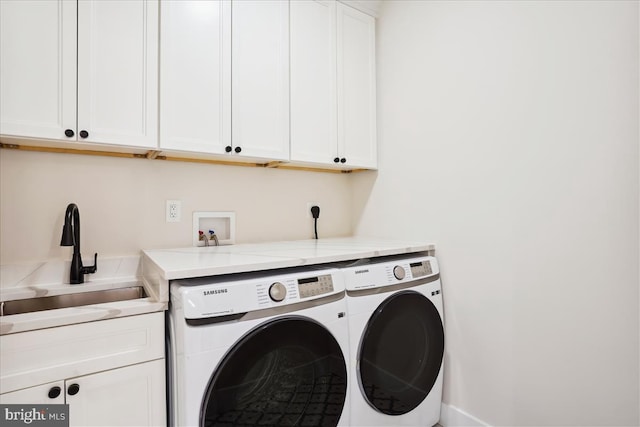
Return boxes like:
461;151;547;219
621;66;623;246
173;267;344;320
269;282;287;302
393;265;406;280
297;274;334;298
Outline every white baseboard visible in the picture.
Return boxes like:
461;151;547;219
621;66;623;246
439;403;490;427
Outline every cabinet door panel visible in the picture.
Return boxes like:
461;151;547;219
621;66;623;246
232;0;289;161
160;0;231;154
67;360;165;427
337;3;376;169
0;381;65;405
77;0;158;148
0;312;164;395
0;0;76;140
290;0;337;164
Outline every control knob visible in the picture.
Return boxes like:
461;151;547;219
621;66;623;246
393;265;406;280
269;282;287;302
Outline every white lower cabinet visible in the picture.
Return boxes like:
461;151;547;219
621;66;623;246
0;381;65;405
0;361;164;427
0;312;165;427
67;360;165;427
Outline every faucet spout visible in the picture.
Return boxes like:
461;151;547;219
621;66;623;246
60;203;97;284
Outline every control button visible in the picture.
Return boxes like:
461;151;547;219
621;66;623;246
269;282;287;302
393;265;406;280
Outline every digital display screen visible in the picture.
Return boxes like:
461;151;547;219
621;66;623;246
297;274;334;298
410;260;433;277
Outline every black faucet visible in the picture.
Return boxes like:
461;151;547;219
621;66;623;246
60;203;97;284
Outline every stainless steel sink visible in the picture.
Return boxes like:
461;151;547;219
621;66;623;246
1;286;148;316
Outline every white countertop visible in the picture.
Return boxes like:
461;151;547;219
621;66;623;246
0;256;166;335
0;237;434;335
142;237;435;280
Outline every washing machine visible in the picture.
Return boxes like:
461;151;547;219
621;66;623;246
167;266;351;427
343;254;444;427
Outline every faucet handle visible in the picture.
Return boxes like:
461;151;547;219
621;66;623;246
82;253;98;275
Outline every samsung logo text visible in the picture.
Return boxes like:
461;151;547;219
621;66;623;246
204;289;228;296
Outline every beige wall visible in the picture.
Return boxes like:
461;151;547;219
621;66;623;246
353;1;639;425
0;149;352;264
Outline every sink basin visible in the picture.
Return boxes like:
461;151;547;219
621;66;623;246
1;286;148;316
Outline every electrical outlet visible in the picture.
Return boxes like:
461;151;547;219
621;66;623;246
306;202;319;218
166;200;181;222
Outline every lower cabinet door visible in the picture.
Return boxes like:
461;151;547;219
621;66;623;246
66;359;165;427
0;381;65;405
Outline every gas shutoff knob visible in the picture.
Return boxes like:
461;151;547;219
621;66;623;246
269;282;287;302
393;265;406;280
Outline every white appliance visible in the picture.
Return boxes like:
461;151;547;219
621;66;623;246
343;254;444;427
168;267;351;427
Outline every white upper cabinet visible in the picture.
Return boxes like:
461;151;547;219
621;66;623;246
232;0;289;160
160;0;231;154
0;0;77;140
291;0;377;169
0;0;158;148
161;0;289;161
290;0;338;165
77;0;158;147
1;0;375;169
337;2;376;169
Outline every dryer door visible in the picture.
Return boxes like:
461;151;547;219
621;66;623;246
358;290;444;415
200;316;347;427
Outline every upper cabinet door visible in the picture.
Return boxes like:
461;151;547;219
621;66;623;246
77;0;158;148
160;0;231;154
290;0;337;165
337;2;376;169
232;0;289;161
0;0;77;140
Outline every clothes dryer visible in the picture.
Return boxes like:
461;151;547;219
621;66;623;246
343;254;444;427
168;267;350;427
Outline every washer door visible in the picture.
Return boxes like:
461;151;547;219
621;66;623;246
358;290;444;415
201;317;347;427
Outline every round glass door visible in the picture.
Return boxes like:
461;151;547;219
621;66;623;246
201;317;347;427
358;290;444;415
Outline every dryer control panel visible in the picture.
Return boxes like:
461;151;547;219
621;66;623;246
342;255;439;291
410;260;433;277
